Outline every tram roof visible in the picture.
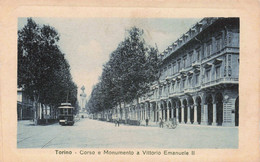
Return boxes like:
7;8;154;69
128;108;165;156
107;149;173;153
58;106;74;109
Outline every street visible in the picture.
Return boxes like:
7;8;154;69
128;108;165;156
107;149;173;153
17;118;238;148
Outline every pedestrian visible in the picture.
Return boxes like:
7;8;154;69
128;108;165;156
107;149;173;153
145;118;149;126
117;118;120;127
159;118;164;128
115;118;118;127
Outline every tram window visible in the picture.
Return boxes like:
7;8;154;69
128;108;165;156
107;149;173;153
64;109;68;115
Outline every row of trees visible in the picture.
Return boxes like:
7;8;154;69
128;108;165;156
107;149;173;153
87;27;161;115
18;18;78;122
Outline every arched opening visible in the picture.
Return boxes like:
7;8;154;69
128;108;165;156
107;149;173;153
147;102;150;119
206;95;213;125
164;102;167;121
168;102;172;119
196;97;202;124
183;99;188;123
177;100;182;123
235;97;239;126
188;97;194;124
152;103;156;122
216;93;223;126
173;102;176;118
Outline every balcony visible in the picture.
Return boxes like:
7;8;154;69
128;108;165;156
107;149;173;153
179;68;186;74
184;86;201;94
201;77;238;89
202;46;239;62
192;61;200;68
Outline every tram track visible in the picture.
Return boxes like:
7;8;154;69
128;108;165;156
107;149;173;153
40;124;73;148
41;135;59;148
17;135;35;143
18;119;82;148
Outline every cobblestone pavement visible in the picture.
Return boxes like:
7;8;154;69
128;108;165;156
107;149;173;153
17;118;238;148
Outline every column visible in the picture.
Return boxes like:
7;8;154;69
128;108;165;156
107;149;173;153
187;106;191;124
20;107;23;120
202;104;208;125
181;106;184;124
140;109;142;120
143;108;147;120
212;103;217;126
193;104;198;124
154;109;157;122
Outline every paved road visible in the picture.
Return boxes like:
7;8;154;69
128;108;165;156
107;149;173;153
17;118;238;148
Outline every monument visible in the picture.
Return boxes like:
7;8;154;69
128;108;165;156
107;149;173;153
79;86;87;113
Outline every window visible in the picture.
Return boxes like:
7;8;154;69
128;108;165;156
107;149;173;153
216;38;222;51
195;74;199;85
178;61;181;71
183;57;187;68
197;49;201;61
206;42;212;56
188;77;192;87
172;63;176;74
168;65;171;75
64;108;68;115
216;66;220;79
172;83;175;92
205;69;211;81
189;52;193;65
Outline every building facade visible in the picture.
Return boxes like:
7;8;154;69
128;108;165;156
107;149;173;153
99;18;239;127
17;88;54;121
17;88;34;120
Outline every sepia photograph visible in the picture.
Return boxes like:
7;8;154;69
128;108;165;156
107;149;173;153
17;17;239;149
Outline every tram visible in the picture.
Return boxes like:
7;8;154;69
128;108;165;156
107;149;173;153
58;103;74;126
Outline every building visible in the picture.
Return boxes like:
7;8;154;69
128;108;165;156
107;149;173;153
17;88;53;122
17;88;34;120
101;18;239;127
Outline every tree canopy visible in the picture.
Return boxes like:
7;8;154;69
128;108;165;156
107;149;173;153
18;18;77;114
88;27;160;113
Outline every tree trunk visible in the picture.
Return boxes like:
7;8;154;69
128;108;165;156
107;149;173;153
33;94;40;125
41;103;44;119
119;101;123;120
33;101;38;125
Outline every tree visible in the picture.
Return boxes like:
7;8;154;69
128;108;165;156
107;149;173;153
88;26;161;117
18;18;77;123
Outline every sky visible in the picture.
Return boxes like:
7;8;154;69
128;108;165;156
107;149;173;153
18;17;201;100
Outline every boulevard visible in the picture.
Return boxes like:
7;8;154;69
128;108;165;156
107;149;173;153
17;118;238;148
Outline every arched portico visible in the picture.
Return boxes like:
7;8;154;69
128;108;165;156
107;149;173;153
164;101;167;121
183;99;188;123
168;101;172;120
188;97;194;124
235;97;239;126
176;99;181;123
216;93;223;126
196;96;202;124
206;94;213;125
